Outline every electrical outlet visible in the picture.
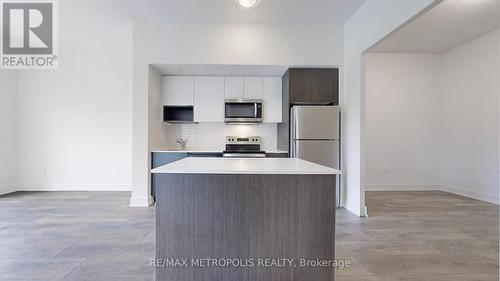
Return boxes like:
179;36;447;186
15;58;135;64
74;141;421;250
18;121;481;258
383;168;389;174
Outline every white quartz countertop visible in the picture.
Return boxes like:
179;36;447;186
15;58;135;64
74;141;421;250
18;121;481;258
151;158;341;175
151;150;221;153
152;150;289;154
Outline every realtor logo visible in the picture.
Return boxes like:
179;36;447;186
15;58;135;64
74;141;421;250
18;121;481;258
1;0;58;69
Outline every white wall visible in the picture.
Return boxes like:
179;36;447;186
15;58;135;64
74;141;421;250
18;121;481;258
135;23;344;66
364;54;441;189
16;0;134;191
0;71;18;195
148;67;172;151
343;0;439;216
439;30;500;203
364;30;499;204
132;22;345;206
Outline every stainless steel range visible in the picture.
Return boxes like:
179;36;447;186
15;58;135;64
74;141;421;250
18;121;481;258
222;136;266;158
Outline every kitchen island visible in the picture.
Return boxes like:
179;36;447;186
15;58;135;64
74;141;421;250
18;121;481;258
151;158;341;281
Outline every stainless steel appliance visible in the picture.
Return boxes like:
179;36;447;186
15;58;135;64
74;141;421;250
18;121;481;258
290;105;341;206
224;100;263;124
223;136;266;158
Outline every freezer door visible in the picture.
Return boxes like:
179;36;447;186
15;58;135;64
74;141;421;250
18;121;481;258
292;140;339;169
291;106;339;140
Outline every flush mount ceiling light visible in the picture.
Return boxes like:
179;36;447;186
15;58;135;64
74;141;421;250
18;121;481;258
237;0;259;8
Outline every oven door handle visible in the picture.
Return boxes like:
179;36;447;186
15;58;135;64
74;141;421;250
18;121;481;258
223;153;266;158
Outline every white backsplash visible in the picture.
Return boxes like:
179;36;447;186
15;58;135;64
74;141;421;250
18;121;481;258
164;123;278;151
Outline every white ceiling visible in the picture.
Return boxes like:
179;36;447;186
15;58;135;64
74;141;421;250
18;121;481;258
131;0;366;24
369;0;500;53
153;64;338;76
153;64;289;76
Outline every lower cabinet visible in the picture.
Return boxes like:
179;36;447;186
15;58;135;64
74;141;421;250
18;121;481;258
266;152;289;158
151;152;188;198
152;152;188;169
151;152;223;197
187;152;223;158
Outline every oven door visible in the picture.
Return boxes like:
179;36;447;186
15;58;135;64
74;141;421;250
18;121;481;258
224;100;263;123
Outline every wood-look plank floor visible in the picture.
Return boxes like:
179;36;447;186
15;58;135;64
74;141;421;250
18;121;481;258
0;191;497;280
337;191;499;281
0;192;155;281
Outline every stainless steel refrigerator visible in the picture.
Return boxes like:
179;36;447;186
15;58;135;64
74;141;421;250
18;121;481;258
290;105;340;206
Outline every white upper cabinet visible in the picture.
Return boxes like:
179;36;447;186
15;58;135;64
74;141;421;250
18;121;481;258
194;77;225;123
223;76;265;100
161;76;194;106
263;77;283;123
224;77;244;100
161;75;281;123
243;77;263;100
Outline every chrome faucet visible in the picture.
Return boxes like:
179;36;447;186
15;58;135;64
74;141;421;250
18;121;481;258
176;138;186;150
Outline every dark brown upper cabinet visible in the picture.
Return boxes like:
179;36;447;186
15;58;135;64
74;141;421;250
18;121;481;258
285;68;339;105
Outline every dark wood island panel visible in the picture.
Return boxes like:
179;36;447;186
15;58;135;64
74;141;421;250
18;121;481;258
155;173;336;281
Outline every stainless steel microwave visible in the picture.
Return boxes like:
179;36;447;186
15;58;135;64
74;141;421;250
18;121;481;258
224;100;263;124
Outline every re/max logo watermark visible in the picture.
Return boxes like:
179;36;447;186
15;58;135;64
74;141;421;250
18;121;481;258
0;0;58;69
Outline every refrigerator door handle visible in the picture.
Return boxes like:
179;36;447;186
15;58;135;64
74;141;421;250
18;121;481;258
294;140;299;157
290;108;295;158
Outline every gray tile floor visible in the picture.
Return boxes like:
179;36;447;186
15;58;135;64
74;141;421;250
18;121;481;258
0;191;498;280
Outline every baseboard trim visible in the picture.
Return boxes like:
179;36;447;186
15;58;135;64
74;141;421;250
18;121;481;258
0;187;17;196
364;184;441;191
365;183;499;205
17;185;132;191
343;201;368;217
130;195;154;207
439;184;499;205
